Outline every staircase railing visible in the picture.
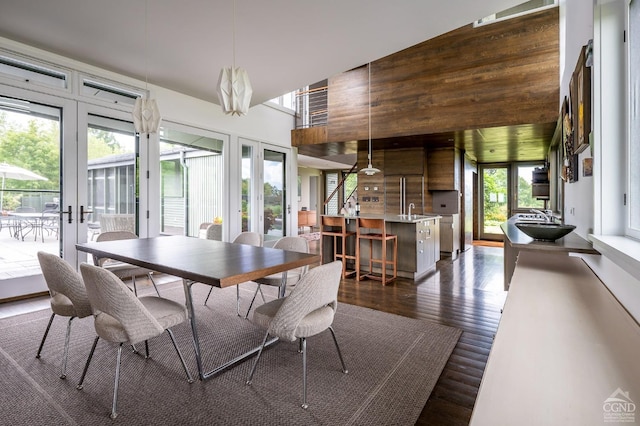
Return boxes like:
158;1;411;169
323;162;358;214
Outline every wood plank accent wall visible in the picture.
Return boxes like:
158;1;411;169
326;7;559;144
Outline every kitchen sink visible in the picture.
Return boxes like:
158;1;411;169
515;222;576;241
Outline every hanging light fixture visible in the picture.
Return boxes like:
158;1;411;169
217;0;253;116
360;63;380;175
133;0;161;134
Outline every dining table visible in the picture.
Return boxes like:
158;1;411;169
76;235;320;380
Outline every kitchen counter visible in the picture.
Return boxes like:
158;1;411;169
325;213;442;224
321;214;441;279
500;219;599;290
471;251;640;426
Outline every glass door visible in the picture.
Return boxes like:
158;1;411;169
480;165;510;240
0;88;75;298
77;104;140;264
263;149;288;241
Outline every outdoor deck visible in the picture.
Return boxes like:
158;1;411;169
0;225;61;280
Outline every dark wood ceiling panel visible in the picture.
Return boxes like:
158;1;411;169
301;7;560;164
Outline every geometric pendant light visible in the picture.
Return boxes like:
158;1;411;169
133;97;161;134
217;0;252;116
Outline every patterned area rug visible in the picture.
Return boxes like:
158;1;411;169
299;231;321;241
0;282;461;425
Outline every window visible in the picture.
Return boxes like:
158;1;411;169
629;0;640;239
342;171;358;207
158;125;225;237
474;0;557;27
516;164;547;210
80;77;142;107
0;53;68;90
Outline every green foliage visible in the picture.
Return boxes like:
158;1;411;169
88;128;125;159
0;115;59;189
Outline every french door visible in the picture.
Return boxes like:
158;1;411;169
0;86;141;298
239;138;291;244
479;165;510;241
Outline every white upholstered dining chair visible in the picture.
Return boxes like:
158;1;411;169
242;236;309;319
36;251;93;379
203;231;263;316
94;231;161;297
77;263;193;420
246;260;348;409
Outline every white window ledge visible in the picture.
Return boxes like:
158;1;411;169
588;234;640;280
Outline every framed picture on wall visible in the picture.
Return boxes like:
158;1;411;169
572;45;591;154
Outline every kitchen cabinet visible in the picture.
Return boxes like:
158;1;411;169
387;217;440;279
427;148;461;190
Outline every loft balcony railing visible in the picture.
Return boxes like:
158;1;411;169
295;86;328;129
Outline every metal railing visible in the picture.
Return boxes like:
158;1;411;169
295;86;328;129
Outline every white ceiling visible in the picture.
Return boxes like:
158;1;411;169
0;0;525;168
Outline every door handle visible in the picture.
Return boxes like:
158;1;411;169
61;205;73;224
79;205;93;223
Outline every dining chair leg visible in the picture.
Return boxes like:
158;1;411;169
244;284;266;319
301;337;308;409
132;276;138;297
246;331;270;385
77;335;100;390
236;286;240;315
60;316;76;379
148;273;161;297
110;343;124;420
166;329;194;383
36;313;56;359
328;326;348;374
144;340;150;359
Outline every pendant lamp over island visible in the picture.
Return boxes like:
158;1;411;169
360;63;380;175
217;0;252;116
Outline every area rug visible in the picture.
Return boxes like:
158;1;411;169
299;231;321;241
0;282;461;425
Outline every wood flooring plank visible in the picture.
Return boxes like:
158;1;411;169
321;240;506;425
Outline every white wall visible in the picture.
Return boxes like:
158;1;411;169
297;167;322;211
562;1;640;323
559;0;595;236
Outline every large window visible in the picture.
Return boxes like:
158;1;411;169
158;125;225;238
516;164;547;210
629;0;640;239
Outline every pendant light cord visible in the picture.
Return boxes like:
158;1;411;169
232;0;236;68
144;0;149;92
368;63;372;163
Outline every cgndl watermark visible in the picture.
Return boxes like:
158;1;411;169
603;388;636;423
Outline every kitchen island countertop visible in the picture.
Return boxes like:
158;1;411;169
322;213;441;223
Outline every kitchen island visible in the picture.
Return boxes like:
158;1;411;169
501;218;599;290
320;214;441;280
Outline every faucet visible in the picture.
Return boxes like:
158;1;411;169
408;203;415;219
530;209;552;222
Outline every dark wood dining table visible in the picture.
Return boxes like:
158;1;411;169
76;235;320;380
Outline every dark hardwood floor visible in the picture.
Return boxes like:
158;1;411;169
308;239;507;425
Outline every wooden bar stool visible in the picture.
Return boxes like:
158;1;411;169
356;218;397;285
320;216;357;278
